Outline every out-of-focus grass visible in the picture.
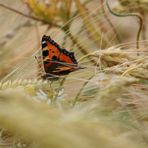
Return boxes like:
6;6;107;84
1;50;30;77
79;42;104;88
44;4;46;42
0;0;148;148
0;82;148;148
0;47;148;148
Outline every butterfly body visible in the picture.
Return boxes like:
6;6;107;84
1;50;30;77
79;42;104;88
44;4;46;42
41;35;80;80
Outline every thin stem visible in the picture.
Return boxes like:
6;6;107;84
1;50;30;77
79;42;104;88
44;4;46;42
100;0;121;43
139;11;146;42
0;3;43;22
67;32;97;65
0;3;60;28
72;75;95;107
106;0;143;49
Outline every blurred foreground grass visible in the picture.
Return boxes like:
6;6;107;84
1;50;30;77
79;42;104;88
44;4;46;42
0;0;148;148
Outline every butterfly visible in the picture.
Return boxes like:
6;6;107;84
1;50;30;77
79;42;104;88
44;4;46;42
39;35;81;80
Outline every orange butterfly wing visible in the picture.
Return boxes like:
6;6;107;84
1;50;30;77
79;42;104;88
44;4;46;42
41;35;78;79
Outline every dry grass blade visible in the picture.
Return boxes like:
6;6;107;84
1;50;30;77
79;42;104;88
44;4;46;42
75;0;109;48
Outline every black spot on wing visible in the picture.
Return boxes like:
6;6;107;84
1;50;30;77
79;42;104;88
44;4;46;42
43;61;49;65
52;56;57;61
42;50;49;57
